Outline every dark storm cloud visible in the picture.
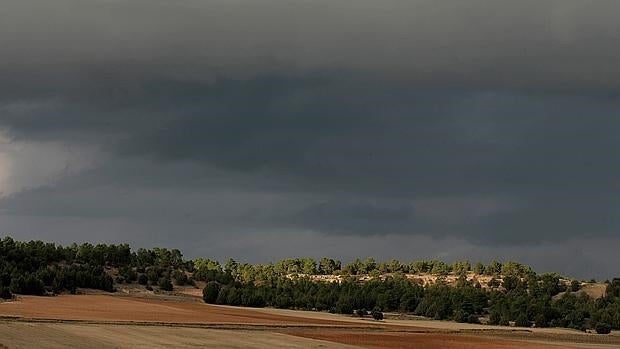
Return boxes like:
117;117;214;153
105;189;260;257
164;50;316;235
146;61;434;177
2;0;620;97
2;80;619;245
1;0;620;278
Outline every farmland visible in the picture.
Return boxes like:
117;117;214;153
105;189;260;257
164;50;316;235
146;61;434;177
1;293;619;349
2;237;620;348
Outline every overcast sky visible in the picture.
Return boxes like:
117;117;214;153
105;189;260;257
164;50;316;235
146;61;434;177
1;0;619;279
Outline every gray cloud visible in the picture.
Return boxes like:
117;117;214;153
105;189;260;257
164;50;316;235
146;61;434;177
1;0;619;278
2;0;620;97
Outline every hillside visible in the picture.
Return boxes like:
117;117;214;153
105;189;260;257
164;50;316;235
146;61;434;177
1;236;618;334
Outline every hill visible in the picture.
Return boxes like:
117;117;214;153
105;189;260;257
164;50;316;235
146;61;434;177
1;236;618;334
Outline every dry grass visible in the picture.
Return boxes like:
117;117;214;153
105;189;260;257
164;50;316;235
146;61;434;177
580;283;607;299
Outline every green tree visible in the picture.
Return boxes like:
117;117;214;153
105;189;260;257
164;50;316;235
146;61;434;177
430;261;449;276
486;260;502;276
203;281;221;304
318;258;339;275
158;278;173;291
595;322;612;335
454;309;468;323
489;310;501;325
301;258;317;275
137;273;148;285
224;258;239;276
172;270;188;286
473;262;485;275
0;287;12;300
535;313;549;328
502;275;520;291
515;313;530;327
363;258;377;274
409;260;429;274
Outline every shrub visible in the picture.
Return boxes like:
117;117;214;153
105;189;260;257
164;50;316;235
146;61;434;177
137;273;148;285
595;323;612;335
0;287;12;300
488;311;501;325
146;267;159;284
336;301;353;314
570;280;581;292
10;275;45;296
535;314;548;328
372;311;384;321
355;309;366;317
454;310;468;323
172;270;188;286
515;313;530;327
203;281;221;304
467;314;480;324
158;278;173;291
119;267;137;282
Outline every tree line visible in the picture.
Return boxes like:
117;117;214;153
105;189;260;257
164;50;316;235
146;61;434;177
0;237;191;297
201;268;620;334
197;259;618;333
1;236;618;334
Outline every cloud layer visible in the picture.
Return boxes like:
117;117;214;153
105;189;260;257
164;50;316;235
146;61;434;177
1;0;619;278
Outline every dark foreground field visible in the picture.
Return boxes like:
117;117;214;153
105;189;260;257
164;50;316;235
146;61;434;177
1;294;618;349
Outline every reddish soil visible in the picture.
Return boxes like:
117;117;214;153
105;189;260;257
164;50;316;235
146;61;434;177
2;295;613;348
285;330;570;349
0;295;361;327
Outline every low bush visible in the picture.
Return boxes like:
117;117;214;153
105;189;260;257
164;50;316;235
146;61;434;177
371;311;384;321
595;323;612;335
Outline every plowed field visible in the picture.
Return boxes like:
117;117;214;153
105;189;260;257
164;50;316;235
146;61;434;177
1;294;618;349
